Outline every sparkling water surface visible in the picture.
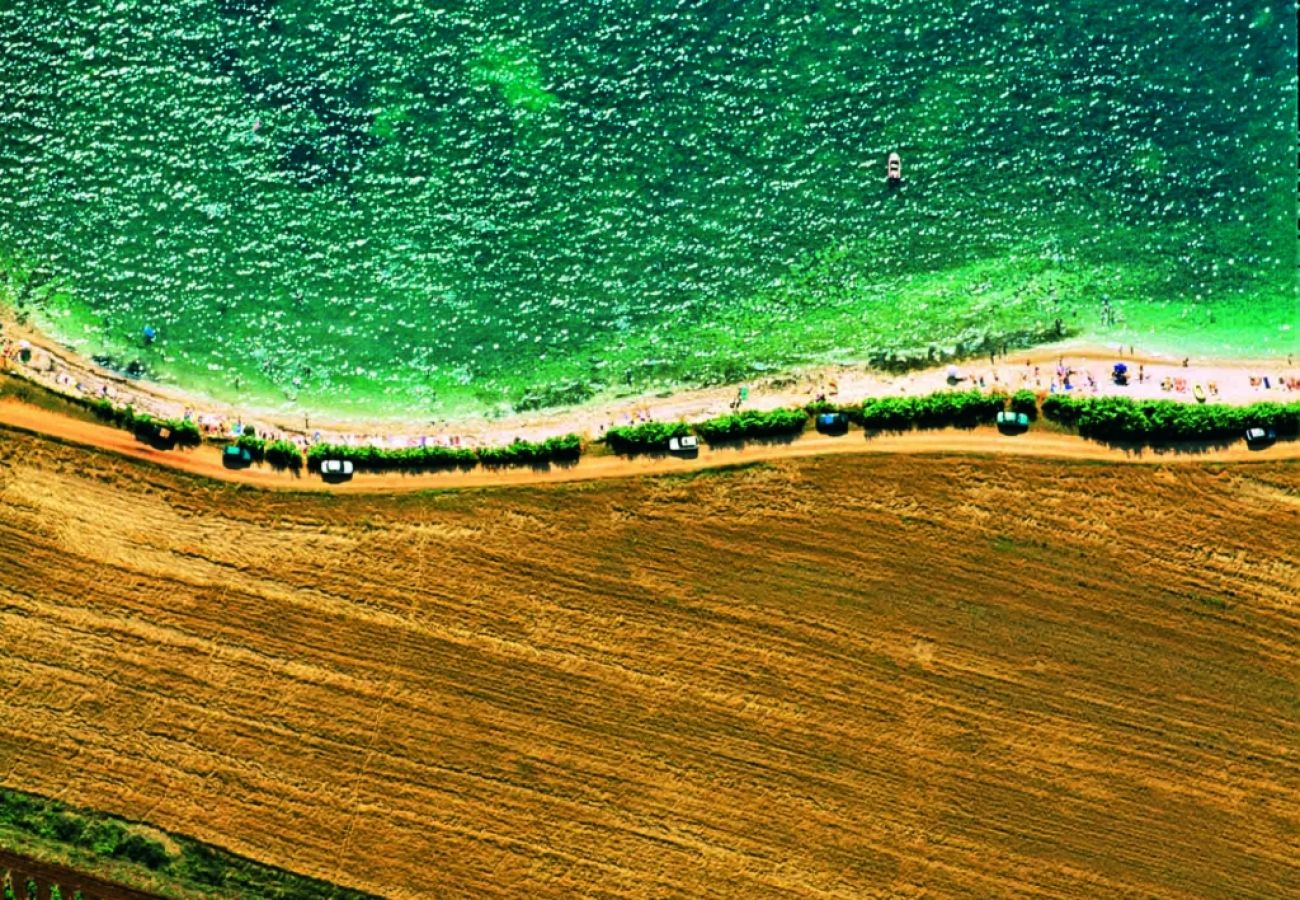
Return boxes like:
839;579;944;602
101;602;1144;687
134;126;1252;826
1;0;1295;419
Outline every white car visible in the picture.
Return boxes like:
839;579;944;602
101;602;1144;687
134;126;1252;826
668;435;699;454
320;459;355;479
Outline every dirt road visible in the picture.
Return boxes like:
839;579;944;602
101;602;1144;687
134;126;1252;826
0;399;1294;494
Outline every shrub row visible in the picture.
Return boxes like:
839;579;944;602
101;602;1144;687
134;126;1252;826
476;434;582;466
304;434;583;471
803;399;866;425
695;408;808;443
91;400;201;446
1042;396;1300;442
234;433;266;461
605;420;690;453
860;390;1004;431
307;442;476;472
1009;389;1039;420
265;439;303;470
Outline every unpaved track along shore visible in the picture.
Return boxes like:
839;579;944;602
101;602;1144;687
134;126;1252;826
1;399;1295;493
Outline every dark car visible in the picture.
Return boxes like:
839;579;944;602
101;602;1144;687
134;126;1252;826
1244;427;1276;448
223;445;253;469
815;412;848;435
996;410;1030;434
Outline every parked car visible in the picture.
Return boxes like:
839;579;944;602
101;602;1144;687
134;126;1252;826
1244;427;1276;447
668;435;699;455
996;410;1030;433
140;422;177;450
815;412;848;435
319;459;356;480
222;445;253;469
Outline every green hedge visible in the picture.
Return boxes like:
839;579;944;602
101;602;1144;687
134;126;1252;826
236;434;267;462
304;436;583;472
694;408;807;443
1010;389;1039;420
605;421;690;453
306;442;476;472
264;439;303;470
90;401;200;446
1042;396;1300;442
861;390;1004;431
476;434;582;466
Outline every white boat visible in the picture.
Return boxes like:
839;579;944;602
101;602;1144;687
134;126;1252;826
887;152;901;183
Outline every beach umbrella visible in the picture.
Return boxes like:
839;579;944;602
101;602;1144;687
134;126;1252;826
1113;363;1128;374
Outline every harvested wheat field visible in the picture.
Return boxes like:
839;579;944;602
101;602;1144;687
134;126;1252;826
1;429;1298;898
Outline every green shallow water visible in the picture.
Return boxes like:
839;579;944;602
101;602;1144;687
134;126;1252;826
1;0;1296;419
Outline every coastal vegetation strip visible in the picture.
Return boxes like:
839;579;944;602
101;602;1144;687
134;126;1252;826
1040;395;1300;442
0;787;375;900
305;433;583;472
12;369;1300;477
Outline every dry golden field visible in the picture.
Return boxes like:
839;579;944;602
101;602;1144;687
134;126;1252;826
1;428;1298;898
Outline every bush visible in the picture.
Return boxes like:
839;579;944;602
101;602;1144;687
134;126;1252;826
129;412;160;442
694;408;807;443
167;418;201;447
861;390;1002;431
860;397;917;431
306;442;476;472
476;434;583;467
913;390;1004;428
605;421;690;453
1041;394;1081;427
1010;389;1039;420
264;439;302;470
1040;396;1300;443
118;832;171;870
236;434;267;462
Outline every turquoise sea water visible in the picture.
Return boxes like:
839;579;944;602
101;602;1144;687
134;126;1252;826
1;0;1295;419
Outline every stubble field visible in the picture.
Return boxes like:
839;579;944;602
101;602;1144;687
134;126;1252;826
1;429;1297;898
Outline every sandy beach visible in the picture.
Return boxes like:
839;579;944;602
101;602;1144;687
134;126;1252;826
2;308;1296;450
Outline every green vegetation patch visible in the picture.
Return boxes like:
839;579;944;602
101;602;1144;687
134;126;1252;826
306;433;583;471
861;390;1005;431
0;786;375;899
90;401;201;447
694;408;808;444
1041;396;1300;443
605;420;691;454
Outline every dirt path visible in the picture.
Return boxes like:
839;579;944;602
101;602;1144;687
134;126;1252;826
2;399;1294;494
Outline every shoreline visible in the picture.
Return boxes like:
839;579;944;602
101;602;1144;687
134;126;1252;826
2;307;1297;450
